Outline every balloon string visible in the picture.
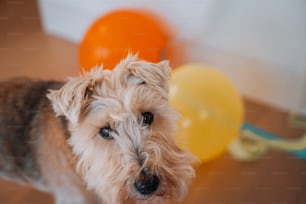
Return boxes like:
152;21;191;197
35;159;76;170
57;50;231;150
228;129;306;161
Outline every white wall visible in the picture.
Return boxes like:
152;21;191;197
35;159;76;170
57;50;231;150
38;0;306;111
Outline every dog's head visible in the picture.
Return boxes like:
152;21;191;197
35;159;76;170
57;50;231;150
47;54;196;204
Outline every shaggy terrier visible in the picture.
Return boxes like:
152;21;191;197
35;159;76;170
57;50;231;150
0;55;195;204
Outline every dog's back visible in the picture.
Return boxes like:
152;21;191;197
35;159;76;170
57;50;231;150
0;78;62;182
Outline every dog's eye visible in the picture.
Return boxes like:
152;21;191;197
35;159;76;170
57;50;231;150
99;126;113;140
142;112;154;126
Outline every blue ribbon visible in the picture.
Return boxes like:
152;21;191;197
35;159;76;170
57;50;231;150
242;123;306;160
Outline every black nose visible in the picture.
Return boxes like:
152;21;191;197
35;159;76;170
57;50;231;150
134;170;160;195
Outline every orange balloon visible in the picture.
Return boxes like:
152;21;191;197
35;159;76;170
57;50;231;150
79;9;169;71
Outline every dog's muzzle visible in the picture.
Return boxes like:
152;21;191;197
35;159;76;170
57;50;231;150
135;169;160;195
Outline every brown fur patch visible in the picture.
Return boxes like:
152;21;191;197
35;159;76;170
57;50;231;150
0;78;63;181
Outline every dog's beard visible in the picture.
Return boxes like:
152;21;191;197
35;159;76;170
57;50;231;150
68;116;195;204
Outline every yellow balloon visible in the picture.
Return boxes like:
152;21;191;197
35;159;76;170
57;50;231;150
170;64;244;162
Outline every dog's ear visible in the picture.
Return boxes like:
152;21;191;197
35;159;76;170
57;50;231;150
47;69;103;124
118;54;172;93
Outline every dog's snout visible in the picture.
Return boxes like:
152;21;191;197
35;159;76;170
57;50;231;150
134;170;160;195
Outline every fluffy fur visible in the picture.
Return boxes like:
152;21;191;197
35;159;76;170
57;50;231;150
0;55;196;204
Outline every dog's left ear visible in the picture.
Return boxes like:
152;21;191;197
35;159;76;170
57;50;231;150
127;59;172;93
47;69;103;124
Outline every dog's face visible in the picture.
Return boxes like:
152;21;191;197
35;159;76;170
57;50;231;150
47;55;195;204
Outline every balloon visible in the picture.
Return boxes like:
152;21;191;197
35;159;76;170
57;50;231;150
169;64;244;161
79;9;169;71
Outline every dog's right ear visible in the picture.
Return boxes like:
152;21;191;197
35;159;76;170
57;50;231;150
47;69;104;124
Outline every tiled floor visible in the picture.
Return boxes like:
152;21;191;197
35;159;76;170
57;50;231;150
0;0;305;203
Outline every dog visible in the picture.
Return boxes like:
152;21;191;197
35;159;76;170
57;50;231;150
0;54;196;204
